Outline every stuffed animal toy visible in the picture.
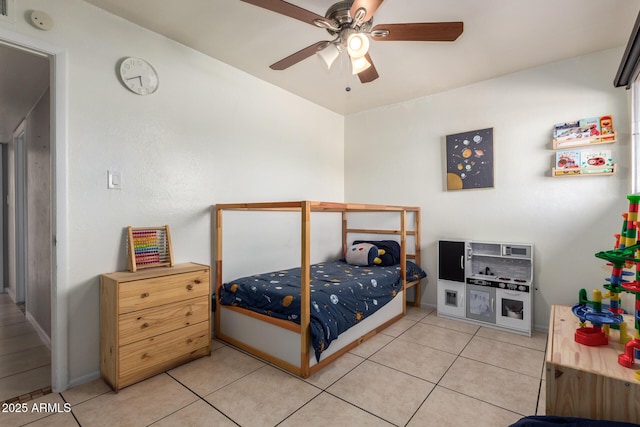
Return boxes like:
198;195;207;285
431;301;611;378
353;240;401;266
345;243;383;266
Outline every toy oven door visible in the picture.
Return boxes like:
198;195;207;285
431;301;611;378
495;289;530;332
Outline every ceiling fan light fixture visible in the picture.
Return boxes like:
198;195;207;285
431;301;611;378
350;55;371;74
317;43;341;69
346;32;369;58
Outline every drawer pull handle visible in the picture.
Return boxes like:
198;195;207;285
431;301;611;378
141;292;149;298
141;323;149;328
186;311;193;316
186;284;193;291
194;280;201;284
141;353;149;360
187;338;193;344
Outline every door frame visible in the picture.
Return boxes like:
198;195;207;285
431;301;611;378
11;119;27;304
0;28;68;392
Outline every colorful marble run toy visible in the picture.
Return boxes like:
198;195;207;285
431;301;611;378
619;280;640;373
572;194;640;373
572;289;623;346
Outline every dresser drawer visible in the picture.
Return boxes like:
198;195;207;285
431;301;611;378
118;270;209;314
118;321;209;380
118;297;209;346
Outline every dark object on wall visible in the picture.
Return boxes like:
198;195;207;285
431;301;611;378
614;10;640;88
445;128;494;190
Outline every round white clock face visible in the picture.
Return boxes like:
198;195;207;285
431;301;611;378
119;57;159;95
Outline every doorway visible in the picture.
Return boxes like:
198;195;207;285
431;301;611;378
0;35;57;398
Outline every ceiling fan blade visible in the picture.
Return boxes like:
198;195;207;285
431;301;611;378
241;0;333;27
350;0;384;24
371;22;463;42
270;41;329;70
358;53;379;83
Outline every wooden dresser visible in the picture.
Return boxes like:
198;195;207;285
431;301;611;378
100;262;211;391
546;304;640;423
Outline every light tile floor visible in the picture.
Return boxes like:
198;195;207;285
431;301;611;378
1;306;548;427
0;294;51;403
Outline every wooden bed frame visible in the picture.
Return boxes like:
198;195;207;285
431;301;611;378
214;201;422;378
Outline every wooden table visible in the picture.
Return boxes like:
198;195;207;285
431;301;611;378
546;304;640;423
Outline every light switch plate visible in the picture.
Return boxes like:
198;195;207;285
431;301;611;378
108;170;122;190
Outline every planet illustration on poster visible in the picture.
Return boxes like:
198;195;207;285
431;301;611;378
445;128;494;190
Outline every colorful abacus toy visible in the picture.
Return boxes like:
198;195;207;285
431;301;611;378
127;225;174;272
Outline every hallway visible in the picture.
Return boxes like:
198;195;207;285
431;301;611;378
0;293;51;403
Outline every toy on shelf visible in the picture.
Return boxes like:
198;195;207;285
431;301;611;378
619;280;640;372
126;225;174;272
552;114;616;149
572;195;640;374
572;288;623;346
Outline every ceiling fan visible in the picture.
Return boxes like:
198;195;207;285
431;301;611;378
240;0;463;83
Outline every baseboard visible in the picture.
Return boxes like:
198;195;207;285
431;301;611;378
533;323;549;333
68;370;100;390
7;288;16;303
25;311;51;349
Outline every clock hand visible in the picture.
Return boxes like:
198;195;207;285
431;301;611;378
125;76;142;85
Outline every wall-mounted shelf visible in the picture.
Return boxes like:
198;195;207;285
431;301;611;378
551;116;616;178
552;164;617;177
552;132;616;149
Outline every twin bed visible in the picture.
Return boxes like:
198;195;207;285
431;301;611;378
214;201;425;378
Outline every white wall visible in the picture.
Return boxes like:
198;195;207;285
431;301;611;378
1;0;344;388
345;47;631;330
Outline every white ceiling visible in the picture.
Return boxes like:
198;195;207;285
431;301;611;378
83;0;640;115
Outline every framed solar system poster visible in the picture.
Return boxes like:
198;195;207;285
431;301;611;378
445;128;494;190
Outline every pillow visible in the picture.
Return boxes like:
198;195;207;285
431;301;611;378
353;240;401;266
345;243;379;266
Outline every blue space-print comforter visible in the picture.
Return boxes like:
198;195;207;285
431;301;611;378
219;260;426;360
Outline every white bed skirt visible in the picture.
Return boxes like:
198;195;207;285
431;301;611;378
217;290;404;369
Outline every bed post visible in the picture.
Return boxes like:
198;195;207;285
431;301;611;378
341;211;348;256
400;209;407;314
413;208;421;306
214;206;223;338
300;201;311;376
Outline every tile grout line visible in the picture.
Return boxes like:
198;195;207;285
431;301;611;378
434;315;529;419
58;388;83;427
313;323;420;427
148;372;241;427
0;296;52;407
406;314;544;422
164;346;261;426
279;313;430;427
0;358;51;381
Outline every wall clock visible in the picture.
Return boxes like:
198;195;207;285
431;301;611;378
118;57;159;95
